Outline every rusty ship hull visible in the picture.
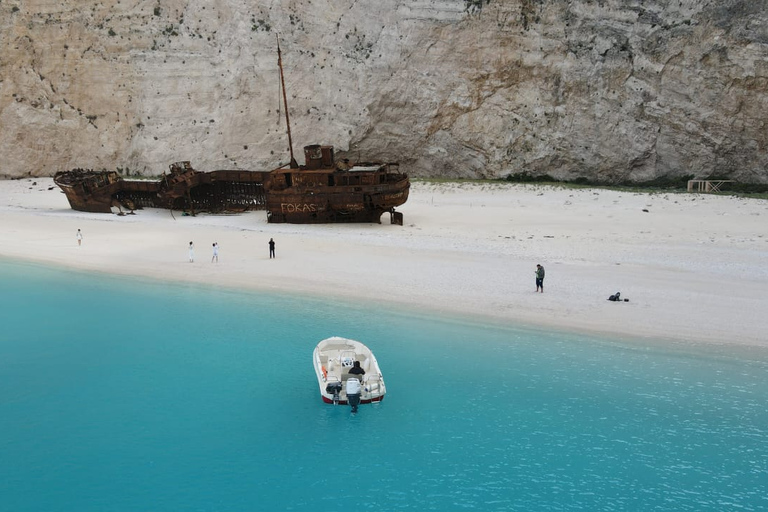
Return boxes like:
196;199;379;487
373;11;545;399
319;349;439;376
54;146;409;224
54;169;126;213
55;163;267;215
263;38;409;225
266;179;410;224
54;39;409;224
265;146;409;224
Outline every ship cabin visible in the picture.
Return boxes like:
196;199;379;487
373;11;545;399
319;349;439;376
268;145;400;191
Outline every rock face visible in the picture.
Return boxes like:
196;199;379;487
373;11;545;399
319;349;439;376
1;0;766;183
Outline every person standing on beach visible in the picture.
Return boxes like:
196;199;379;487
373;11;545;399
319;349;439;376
535;264;545;293
269;238;275;259
76;229;83;246
211;242;219;263
188;241;195;263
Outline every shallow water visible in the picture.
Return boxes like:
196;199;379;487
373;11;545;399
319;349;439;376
1;259;767;511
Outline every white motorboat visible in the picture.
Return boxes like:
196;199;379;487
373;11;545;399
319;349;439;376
313;337;386;408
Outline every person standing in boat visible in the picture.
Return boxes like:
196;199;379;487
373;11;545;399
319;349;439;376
346;376;362;413
348;360;365;378
188;241;195;263
268;238;275;259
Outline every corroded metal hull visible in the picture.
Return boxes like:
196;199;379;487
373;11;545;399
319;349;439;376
55;163;267;214
54;146;409;224
55;41;410;224
265;145;409;224
265;181;409;224
54;169;125;213
264;159;409;224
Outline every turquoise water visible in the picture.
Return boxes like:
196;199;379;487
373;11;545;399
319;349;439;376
1;259;767;511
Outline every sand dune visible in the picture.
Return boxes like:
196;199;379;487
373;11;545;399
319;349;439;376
1;178;767;348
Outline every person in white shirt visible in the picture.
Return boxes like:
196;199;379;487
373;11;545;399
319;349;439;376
346;377;362;413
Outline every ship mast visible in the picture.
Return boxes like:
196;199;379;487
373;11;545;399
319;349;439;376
277;35;299;169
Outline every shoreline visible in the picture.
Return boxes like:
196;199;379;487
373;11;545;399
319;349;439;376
6;253;767;365
2;178;767;349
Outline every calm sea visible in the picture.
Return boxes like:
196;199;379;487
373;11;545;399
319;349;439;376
1;259;766;511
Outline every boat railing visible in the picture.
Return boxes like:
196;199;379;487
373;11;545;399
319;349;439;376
325;374;342;385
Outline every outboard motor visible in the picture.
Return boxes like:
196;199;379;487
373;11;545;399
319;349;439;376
346;378;362;413
326;381;342;405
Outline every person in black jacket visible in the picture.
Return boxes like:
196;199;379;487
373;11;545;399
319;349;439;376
535;264;545;293
348;360;365;377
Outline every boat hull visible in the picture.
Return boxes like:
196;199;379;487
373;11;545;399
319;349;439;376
320;394;384;405
53;156;408;225
265;169;409;224
54;165;268;214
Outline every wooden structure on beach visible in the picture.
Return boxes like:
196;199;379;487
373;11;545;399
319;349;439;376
687;179;734;193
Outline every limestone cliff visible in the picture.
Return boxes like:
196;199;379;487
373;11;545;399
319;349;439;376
1;0;766;182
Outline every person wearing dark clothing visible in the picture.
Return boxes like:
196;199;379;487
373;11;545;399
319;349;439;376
268;238;275;259
348;360;365;376
535;264;545;293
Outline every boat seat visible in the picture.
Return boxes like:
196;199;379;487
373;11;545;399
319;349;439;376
364;378;381;393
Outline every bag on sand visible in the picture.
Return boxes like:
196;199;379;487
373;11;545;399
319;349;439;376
608;292;621;302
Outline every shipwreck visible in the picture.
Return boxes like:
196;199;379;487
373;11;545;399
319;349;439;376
54;38;409;225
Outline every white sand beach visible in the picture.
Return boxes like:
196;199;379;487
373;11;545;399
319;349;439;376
1;177;767;348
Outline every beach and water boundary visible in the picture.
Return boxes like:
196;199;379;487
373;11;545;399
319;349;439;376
1;177;767;348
